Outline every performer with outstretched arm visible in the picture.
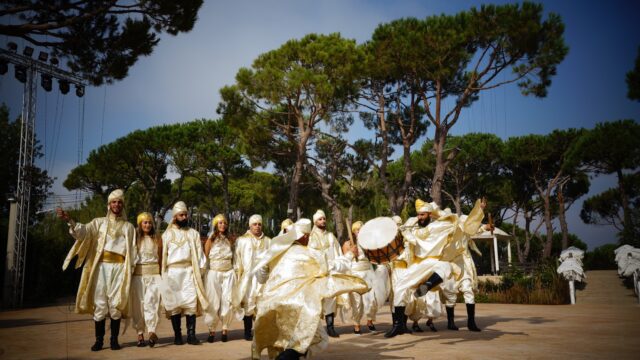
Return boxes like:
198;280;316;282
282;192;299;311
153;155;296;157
58;189;135;351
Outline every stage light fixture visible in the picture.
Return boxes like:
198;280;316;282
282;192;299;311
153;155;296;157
15;65;27;83
23;46;34;57
41;74;52;92
7;42;17;52
59;79;70;94
50;57;59;66
38;51;49;62
75;84;84;97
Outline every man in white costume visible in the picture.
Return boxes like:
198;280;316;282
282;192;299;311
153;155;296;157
234;214;271;340
340;221;379;334
131;212;162;347
438;200;489;332
388;199;454;337
251;219;368;360
308;209;343;337
385;214;419;338
58;189;135;351
161;201;208;345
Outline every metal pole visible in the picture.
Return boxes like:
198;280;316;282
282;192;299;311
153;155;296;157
3;199;18;306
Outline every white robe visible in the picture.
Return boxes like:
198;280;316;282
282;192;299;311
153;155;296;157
161;226;208;315
252;243;367;359
204;235;238;330
233;231;271;316
131;235;161;334
62;214;135;321
308;227;343;315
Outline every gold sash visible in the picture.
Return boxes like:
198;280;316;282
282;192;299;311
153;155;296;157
133;263;160;276
209;259;232;272
101;251;125;263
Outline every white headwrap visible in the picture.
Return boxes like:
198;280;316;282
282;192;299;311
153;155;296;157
415;198;434;214
251;218;313;275
293;218;312;236
313;209;326;223
107;189;124;203
172;201;188;217
249;214;262;225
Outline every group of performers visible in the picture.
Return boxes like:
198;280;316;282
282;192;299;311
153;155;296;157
57;189;492;359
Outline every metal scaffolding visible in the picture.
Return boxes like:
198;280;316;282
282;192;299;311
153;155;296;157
1;46;85;307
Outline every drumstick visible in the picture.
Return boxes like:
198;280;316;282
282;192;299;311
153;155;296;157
345;218;354;244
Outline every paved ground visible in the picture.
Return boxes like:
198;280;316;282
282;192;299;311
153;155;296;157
0;270;638;359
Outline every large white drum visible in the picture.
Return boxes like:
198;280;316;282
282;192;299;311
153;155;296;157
358;217;404;264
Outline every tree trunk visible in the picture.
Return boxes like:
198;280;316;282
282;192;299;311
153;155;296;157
222;171;230;217
541;191;554;259
617;169;634;244
430;128;447;206
287;133;309;219
376;92;399;215
512;207;525;263
557;183;569;250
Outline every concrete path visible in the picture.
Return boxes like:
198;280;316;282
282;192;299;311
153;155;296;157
0;270;637;359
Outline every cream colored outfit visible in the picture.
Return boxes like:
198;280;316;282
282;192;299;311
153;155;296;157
252;242;367;359
439;201;485;307
343;243;380;325
131;235;161;334
308;226;343;315
233;231;271;316
62;214;135;321
161;225;208;316
204;234;238;331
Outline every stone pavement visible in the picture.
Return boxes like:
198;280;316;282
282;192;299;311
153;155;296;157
0;270;637;359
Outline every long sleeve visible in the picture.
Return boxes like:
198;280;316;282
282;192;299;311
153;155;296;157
62;218;101;271
195;233;207;271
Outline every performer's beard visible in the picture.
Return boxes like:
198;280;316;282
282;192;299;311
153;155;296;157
418;218;430;228
176;218;189;228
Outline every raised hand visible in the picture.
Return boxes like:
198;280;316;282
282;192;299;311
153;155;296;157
56;207;71;222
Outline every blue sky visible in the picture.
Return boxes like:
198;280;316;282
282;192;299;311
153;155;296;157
1;0;639;250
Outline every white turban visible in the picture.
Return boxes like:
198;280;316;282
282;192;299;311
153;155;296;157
313;209;326;223
293;218;312;237
415;198;434;213
172;201;188;217
107;189;124;203
249;214;262;225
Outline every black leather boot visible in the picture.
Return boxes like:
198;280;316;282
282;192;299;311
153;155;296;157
171;314;184;345
91;319;105;351
186;315;200;345
276;348;302;360
426;318;437;332
384;306;405;338
415;273;443;297
466;303;481;332
325;313;339;338
446;306;459;330
412;321;423;332
110;318;121;350
401;312;412;334
243;316;253;341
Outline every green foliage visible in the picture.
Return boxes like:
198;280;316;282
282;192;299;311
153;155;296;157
572;120;640;245
0;104;53;295
627;46;640;101
476;261;570;304
0;1;204;85
583;243;618;270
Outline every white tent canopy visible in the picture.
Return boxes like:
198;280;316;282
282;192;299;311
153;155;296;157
471;227;512;274
560;246;585;264
615;245;640;277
